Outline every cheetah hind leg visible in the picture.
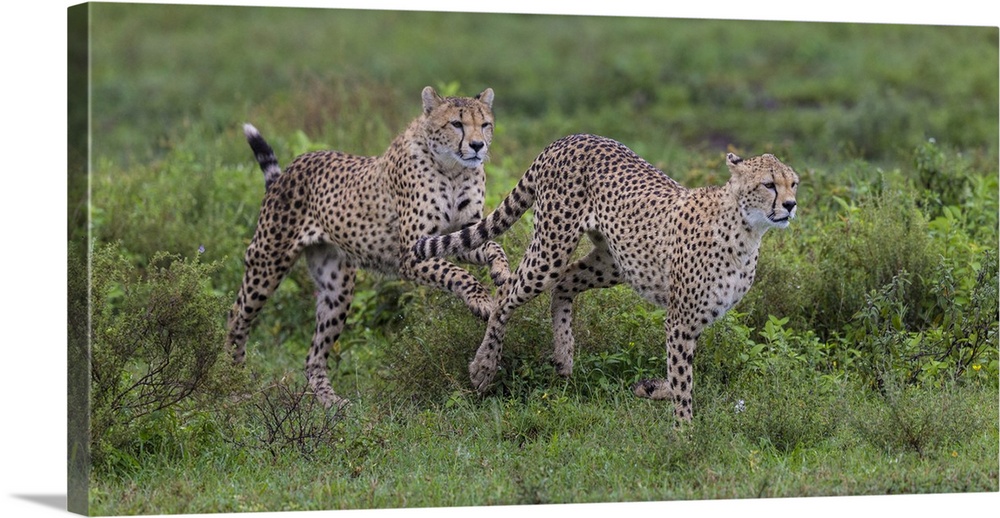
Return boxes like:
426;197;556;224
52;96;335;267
549;240;620;377
303;245;356;410
226;241;295;365
469;310;509;392
470;217;579;391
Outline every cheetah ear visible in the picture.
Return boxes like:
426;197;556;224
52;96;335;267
422;86;444;115
726;152;745;174
476;88;495;109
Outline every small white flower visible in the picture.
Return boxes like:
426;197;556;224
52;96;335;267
734;399;746;413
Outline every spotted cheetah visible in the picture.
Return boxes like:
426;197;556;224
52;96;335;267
228;87;510;409
412;133;799;421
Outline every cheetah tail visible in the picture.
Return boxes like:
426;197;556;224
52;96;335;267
243;123;281;190
413;170;537;260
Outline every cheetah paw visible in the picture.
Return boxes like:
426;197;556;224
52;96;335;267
631;378;671;400
469;357;498;392
552;356;574;377
316;392;351;412
468;297;495;322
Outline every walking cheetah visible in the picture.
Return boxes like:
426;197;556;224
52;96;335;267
228;87;510;409
412;133;799;421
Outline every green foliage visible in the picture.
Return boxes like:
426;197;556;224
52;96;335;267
729;367;843;454
914;139;1000;235
90;148;262;281
81;5;999;512
841;251;999;390
375;295;480;403
89;5;997;167
841;271;924;389
849;376;994;457
745;174;939;336
89;243;245;472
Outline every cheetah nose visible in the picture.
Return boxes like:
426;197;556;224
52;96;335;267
469;140;485;153
783;200;797;212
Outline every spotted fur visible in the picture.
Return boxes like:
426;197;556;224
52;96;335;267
413;133;799;421
228;87;510;409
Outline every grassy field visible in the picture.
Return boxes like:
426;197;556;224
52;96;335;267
73;3;998;515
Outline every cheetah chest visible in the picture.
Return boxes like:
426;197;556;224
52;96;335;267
426;174;483;233
704;237;758;315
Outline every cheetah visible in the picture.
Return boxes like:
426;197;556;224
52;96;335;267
412;133;799;421
228;87;510;409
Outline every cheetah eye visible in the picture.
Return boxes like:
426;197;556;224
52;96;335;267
450;121;463;129
791;181;798;189
482;122;492;130
763;182;776;190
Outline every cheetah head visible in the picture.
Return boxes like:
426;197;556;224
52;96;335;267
421;86;495;169
726;152;799;230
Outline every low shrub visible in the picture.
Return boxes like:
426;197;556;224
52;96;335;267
745;172;938;337
378;277;668;405
89;243;245;471
729;366;843;453
848;376;995;457
368;287;471;400
218;373;347;460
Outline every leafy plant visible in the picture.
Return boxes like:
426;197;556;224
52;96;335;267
850;377;990;457
79;7;1000;511
89;243;241;471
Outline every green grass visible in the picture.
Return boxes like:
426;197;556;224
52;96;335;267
76;4;999;515
88;381;997;514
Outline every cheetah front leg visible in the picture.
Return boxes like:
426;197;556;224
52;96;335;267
400;254;496;321
303;244;356;410
632;317;698;421
453;240;510;288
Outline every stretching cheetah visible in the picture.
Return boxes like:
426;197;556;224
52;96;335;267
228;87;510;409
412;133;799;420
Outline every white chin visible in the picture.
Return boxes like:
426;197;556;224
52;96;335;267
459;156;483;168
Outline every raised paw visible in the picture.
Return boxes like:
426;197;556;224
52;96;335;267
489;264;511;288
466;293;496;322
631;378;671;400
484;242;511;288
